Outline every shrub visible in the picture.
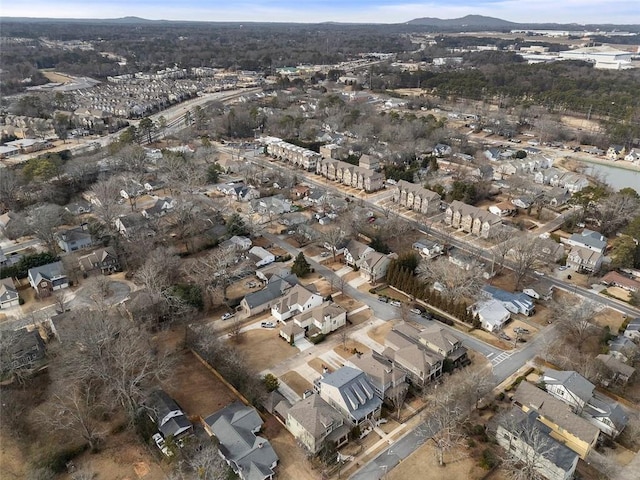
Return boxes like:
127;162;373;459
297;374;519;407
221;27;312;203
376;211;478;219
479;448;498;470
309;333;326;345
495;392;505;401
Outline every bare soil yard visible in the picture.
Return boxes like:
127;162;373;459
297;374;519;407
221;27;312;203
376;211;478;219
332;293;365;312
281;370;313;396
348;309;372;325
368;321;395;345
333;340;371;359
231;328;298;372
163;350;238;417
309;357;336;374
263;415;318;480
593;308;626;332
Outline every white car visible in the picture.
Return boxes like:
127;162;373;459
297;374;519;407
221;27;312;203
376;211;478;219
221;312;234;321
261;321;276;328
152;433;173;457
389;300;401;307
410;308;421;315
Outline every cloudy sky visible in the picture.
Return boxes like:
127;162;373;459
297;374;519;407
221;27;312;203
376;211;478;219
7;1;640;24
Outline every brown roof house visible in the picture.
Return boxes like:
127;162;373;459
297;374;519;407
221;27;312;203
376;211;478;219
346;351;408;403
28;261;69;298
78;247;120;275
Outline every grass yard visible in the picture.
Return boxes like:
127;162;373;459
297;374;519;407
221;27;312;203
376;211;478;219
348;308;372;325
602;287;632;302
593;307;626;332
469;328;511;350
309;357;333;374
280;371;313;396
231;328;298;372
163;350;238;417
332;293;365;312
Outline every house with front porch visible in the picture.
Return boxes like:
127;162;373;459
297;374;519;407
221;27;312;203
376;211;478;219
566;246;603;273
271;284;324;322
472;299;510;332
346;352;408;403
78;247;120;275
291;302;347;336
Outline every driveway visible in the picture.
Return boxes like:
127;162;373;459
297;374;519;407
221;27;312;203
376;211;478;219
68;279;132;309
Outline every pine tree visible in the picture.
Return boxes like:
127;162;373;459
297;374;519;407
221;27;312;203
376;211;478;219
291;252;311;277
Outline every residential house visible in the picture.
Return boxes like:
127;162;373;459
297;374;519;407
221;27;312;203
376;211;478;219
383;323;444;386
496;407;579;480
343;239;374;267
448;249;481;271
394;180;441;215
417;324;469;368
623;317;640;341
285;393;349;454
251;196;292;216
145;390;193;440
607;145;625;160
623;149;640;164
609;336;638;364
566;229;607;254
279;322;306;344
539;239;566;263
566;246;603;273
315;157;384;192
359;250;395;284
546;187;570;207
141;197;177;218
534;167;561;185
600;271;640;292
483;285;535;316
595;354;635;385
522;281;555;301
291;302;347;336
0;278;20;309
347;352;408;402
256;265;291;285
64;200;92;216
551;172;589;193
433;143;452;157
204;401;278;480
248;246;276;268
316;366;383;426
143;180;165;191
319;144;342;159
271;284;324;322
220;235;252;252
513;381;599;459
412;239;444;259
240;273;299;317
28;261;69;298
114;213;151;237
78;247;119;275
472;299;510;332
542;369;628;438
55;224;93;253
489;202;517;217
291;185;310;199
512;196;534;209
0;328;46;375
266;138;321;171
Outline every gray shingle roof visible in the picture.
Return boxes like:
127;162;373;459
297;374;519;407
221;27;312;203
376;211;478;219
543;369;595;404
321;366;382;422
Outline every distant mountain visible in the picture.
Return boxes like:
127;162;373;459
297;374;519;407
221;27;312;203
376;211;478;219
407;15;518;28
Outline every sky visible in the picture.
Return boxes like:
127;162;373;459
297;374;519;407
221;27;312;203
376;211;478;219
6;1;640;25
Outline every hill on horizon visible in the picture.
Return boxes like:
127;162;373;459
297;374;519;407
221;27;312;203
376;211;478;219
406;14;518;28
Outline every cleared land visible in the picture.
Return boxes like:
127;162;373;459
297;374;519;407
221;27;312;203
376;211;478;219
280;370;313;396
231;328;298;372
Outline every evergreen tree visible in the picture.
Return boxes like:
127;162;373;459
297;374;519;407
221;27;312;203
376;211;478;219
291;252;311;277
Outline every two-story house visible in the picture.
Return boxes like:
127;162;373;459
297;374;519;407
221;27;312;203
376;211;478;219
412;239;444;259
482;285;536;316
28;261;69;298
289;302;347;336
346;352;408;403
417;324;469;368
566;246;603;273
145;389;193;440
316;366;383;427
78;247;120;275
496;407;579;480
271;284;324;322
566;229;607;254
55;224;94;253
285;393;350;455
513;381;599;459
0;278;20;309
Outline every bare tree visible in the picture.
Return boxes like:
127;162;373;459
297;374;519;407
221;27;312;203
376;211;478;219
25;203;66;253
188;247;247;306
423;381;467;466
90;176;124;232
58;310;174;421
497;410;561;480
595;192;640;237
458;364;496;410
169;440;232;480
550;298;599;348
52;290;70;313
507;235;548;290
416;257;484;301
490;226;517;274
39;381;107;452
390;383;409;421
0;167;22;210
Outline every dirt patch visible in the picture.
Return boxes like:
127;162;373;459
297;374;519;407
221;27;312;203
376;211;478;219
332;294;364;312
231;328;297;372
225;275;261;299
304;245;323;256
265;415;318;480
593;308;626;332
0;433;27;480
310;278;333;297
487;272;518;292
469;328;512;350
348;309;372;325
369;321;395;345
529;303;552;326
603;287;632;302
163;351;238;418
333;340;371;359
374;287;411;302
309;357;332;374
41;70;73;83
280;371;313;396
387;441;485;480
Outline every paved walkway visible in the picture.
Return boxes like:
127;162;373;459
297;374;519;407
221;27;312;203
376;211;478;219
618;449;640;480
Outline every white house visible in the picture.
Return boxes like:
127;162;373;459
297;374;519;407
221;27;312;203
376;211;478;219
248;246;275;267
472;299;510;332
271;284;324;322
292;302;347;335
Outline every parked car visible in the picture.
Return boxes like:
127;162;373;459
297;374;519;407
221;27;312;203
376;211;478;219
320;252;331;257
410;308;422;315
378;296;389;303
498;332;511;341
152;433;173;457
389;300;401;307
261;321;276;328
558;266;568;271
221;312;235;321
514;327;530;334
